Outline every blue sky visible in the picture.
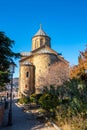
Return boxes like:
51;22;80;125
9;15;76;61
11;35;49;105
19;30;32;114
0;0;87;77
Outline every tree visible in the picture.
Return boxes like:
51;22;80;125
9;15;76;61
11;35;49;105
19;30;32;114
70;45;87;80
39;61;69;88
39;93;58;112
0;32;20;89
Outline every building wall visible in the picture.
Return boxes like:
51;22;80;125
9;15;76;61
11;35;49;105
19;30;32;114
19;64;35;96
32;53;58;88
32;36;50;51
19;52;59;94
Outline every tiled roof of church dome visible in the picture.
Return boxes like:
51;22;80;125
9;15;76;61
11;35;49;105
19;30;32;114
34;24;48;37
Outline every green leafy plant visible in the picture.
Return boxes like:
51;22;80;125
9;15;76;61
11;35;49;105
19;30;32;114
0;32;20;89
30;93;42;104
39;93;58;112
19;96;30;104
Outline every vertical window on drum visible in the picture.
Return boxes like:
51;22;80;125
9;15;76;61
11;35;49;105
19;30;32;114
40;39;43;46
26;72;29;77
35;40;38;48
25;84;27;88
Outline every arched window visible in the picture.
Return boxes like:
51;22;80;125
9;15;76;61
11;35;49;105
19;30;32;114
35;40;38;49
25;84;27;88
46;38;50;47
40;39;43;46
26;72;29;77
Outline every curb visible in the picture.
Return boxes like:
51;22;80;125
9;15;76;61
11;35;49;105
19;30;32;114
51;122;61;130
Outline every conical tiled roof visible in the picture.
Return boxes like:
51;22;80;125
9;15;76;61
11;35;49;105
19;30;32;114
34;24;48;37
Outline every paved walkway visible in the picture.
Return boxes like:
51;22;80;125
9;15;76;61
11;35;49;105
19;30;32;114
1;99;56;130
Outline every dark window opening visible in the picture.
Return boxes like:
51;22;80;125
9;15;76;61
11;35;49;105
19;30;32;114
25;84;27;88
26;72;29;77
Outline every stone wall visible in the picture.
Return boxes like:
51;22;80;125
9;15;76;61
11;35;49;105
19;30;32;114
0;103;4;126
32;53;58;88
19;53;58;94
32;36;50;51
19;64;35;97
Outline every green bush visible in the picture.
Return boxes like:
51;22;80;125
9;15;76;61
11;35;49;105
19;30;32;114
39;93;58;112
30;93;36;103
54;78;87;130
38;79;87;129
30;93;42;104
19;96;30;104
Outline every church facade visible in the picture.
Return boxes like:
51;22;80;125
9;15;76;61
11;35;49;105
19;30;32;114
19;25;69;97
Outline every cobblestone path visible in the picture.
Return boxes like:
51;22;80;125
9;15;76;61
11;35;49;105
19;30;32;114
1;100;56;130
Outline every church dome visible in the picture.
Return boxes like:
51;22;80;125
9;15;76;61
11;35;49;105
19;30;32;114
33;24;49;37
32;25;51;51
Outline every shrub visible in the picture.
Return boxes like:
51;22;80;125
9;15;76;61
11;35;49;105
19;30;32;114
30;93;42;104
39;93;58;112
54;78;87;130
19;96;30;104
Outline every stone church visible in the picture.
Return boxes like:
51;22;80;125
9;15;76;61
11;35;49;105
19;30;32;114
19;25;69;97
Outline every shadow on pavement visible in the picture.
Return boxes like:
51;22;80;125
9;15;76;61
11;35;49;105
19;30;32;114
0;99;47;130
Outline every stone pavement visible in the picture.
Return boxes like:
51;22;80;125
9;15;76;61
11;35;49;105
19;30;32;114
0;99;56;130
